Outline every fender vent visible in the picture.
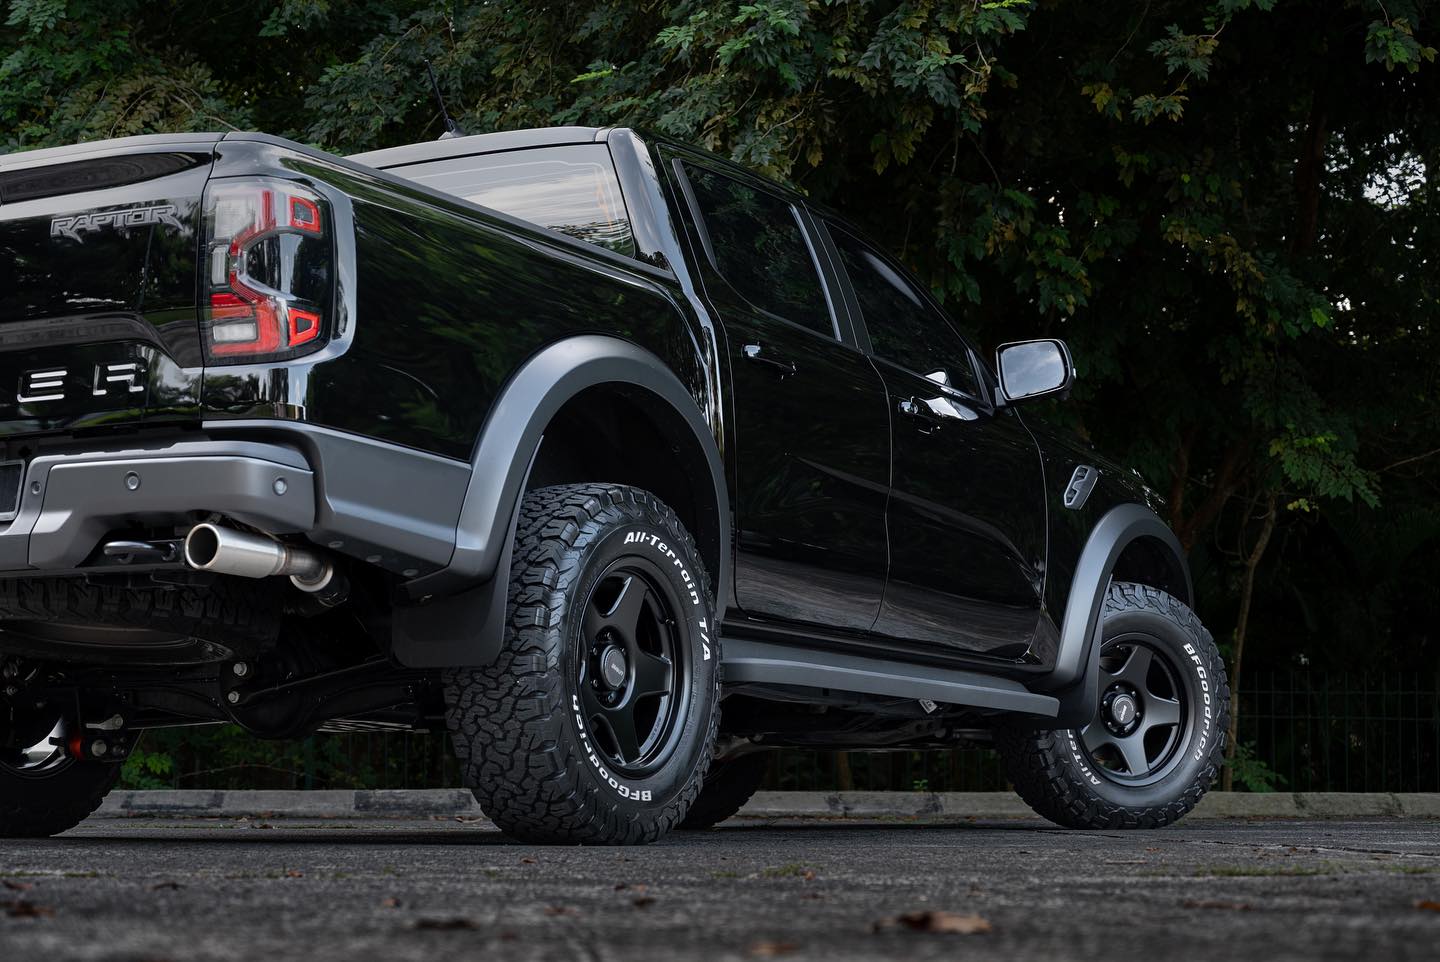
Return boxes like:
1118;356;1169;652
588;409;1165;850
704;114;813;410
1063;465;1099;510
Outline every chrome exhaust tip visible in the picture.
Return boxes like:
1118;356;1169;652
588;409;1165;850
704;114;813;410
183;522;328;583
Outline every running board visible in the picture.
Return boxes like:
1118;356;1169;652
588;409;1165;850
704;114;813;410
721;637;1060;717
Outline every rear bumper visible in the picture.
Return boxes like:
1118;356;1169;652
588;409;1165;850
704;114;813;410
0;421;474;580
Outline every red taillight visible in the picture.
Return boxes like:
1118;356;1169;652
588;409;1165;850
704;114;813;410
289;195;322;234
201;179;333;364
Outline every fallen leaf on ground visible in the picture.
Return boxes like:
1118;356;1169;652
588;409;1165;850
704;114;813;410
748;941;800;957
632;896;656;909
3;880;34;891
1416;900;1440;912
519;857;537;865
614;882;648;892
872;910;992;935
414;917;479;930
1183;899;1252;911
150;881;184;891
381;897;402;909
543;906;577;916
284;870;304;879
3;900;55;919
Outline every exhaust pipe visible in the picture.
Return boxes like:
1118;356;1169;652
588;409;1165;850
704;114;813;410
183;523;347;605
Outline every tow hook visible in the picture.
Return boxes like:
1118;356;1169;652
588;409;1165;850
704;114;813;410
56;714;134;763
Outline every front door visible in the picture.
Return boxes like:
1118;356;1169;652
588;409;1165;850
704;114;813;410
674;160;890;634
823;221;1047;658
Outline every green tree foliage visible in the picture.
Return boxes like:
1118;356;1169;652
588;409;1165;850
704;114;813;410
3;0;1438;683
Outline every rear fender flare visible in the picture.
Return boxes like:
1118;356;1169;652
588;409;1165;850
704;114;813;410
394;335;728;667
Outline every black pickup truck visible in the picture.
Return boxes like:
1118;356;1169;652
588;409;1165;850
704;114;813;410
0;126;1228;843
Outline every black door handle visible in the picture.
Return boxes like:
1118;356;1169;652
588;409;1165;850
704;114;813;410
742;343;797;379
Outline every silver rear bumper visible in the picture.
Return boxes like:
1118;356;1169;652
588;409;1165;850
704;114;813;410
0;439;314;572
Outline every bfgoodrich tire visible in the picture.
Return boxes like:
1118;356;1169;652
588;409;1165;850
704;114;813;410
996;582;1229;829
444;483;720;845
678;752;768;830
1;713;120;837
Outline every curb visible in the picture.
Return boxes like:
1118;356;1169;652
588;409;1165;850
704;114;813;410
95;789;1440;821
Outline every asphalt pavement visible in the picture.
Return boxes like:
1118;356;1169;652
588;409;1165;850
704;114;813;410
2;814;1438;961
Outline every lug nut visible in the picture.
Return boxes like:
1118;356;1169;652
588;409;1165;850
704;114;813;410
226;691;241;705
233;662;250;678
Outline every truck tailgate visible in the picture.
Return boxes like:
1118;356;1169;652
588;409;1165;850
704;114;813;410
0;134;220;441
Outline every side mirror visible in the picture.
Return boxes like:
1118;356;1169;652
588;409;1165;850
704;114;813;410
995;339;1074;404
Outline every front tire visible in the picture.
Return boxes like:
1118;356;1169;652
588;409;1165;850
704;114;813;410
996;582;1229;829
1;713;119;838
445;483;720;845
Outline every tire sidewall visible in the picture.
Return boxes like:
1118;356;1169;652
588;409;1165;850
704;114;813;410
1057;605;1224;809
560;515;718;811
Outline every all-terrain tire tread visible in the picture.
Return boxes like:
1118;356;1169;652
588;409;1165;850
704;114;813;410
443;483;719;845
995;582;1229;830
0;577;282;650
0;763;120;838
678;753;767;830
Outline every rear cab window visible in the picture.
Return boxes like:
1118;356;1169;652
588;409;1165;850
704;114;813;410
394;144;636;257
679;162;837;340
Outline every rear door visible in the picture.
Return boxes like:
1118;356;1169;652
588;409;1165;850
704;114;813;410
672;158;890;634
0;136;215;442
820;220;1048;659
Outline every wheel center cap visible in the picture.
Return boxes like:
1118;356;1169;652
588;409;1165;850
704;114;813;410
1109;693;1137;726
599;647;628;689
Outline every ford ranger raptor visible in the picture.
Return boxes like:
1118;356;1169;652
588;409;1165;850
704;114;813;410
0;126;1229;843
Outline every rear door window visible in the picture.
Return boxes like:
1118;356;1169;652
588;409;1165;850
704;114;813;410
681;163;836;338
396;144;635;256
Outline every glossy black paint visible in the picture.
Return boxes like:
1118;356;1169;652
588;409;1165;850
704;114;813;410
200;138;714;463
663;151;890;634
869;358;1048;658
0;126;1189;686
0;139;213;438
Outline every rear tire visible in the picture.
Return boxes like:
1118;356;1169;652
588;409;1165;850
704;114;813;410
996;582;1228;829
678;752;767;829
445;483;720;845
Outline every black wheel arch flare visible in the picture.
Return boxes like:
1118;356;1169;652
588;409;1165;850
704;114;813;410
1038;503;1193;725
392;334;730;668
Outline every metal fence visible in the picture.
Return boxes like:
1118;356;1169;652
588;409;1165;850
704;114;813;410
131;671;1440;794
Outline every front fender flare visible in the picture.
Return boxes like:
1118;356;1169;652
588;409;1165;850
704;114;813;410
1038;503;1191;705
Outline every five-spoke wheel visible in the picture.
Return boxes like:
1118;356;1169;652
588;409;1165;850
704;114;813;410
1079;635;1190;785
578;559;690;776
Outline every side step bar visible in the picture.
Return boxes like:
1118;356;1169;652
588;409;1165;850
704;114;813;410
722;637;1060;718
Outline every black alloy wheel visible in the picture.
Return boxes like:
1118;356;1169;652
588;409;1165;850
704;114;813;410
444;483;721;845
0;704;120;837
1;715;71;780
994;582;1229;829
578;558;691;777
1078;636;1191;786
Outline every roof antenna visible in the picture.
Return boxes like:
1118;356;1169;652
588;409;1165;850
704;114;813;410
424;59;464;140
